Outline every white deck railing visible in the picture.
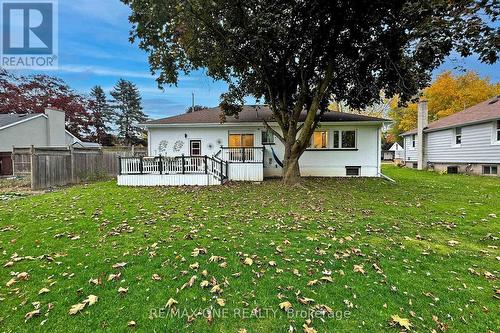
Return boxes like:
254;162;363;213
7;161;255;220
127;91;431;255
119;155;228;183
219;147;264;163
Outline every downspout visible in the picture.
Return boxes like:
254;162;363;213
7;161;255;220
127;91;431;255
377;124;396;183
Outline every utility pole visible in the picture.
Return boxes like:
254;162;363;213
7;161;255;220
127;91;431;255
192;92;195;110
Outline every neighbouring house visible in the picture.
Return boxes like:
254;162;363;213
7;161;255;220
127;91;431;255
382;142;404;161
401;96;500;176
0;108;80;176
118;105;389;186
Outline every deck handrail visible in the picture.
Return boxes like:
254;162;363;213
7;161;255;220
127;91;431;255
118;155;228;183
220;146;264;164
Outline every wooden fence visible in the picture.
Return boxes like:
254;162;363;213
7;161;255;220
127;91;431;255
12;146;139;190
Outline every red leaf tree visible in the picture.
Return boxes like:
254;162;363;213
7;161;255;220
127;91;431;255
0;69;93;139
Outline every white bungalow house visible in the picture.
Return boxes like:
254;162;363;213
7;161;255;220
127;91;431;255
0;108;80;176
401;96;500;175
117;105;389;186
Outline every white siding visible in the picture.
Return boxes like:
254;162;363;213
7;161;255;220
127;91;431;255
426;122;500;163
147;123;382;178
404;135;417;162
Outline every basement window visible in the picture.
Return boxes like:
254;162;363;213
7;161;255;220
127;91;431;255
345;166;360;176
483;165;498;175
447;166;459;174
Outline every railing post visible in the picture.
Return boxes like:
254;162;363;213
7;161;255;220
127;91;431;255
225;161;228;180
204;155;208;174
220;159;223;184
118;156;122;175
139;156;143;174
242;147;246;163
182;154;185;174
158;155;163;174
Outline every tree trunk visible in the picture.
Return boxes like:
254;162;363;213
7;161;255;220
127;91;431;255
282;153;301;185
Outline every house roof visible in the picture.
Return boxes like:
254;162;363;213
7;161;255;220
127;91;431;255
0;113;41;130
144;105;389;126
402;96;500;136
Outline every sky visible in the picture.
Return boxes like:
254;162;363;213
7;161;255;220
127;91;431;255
14;0;500;120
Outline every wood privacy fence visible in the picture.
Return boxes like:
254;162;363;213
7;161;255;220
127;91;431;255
12;146;142;190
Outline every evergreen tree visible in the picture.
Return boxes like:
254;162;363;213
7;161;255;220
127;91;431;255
89;85;114;145
110;79;147;146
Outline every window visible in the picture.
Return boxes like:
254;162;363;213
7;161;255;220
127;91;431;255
261;131;274;145
455;127;462;145
190;140;201;156
342;131;356;148
228;134;254;147
333;130;357;149
447;166;458;174
346;166;360;176
411;134;416;148
483;165;498;175
496;120;500;142
311;131;328;149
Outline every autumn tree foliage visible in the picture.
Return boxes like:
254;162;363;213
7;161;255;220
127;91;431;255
390;71;500;137
0;69;92;139
123;0;498;184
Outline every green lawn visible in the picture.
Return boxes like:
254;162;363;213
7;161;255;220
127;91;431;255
0;165;498;332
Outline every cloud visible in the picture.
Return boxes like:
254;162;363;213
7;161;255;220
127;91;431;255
55;65;154;79
60;0;131;28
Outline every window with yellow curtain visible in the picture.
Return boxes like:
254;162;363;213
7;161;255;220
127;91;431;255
228;134;254;147
311;131;328;148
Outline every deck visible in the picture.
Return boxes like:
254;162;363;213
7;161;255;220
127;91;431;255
117;147;264;186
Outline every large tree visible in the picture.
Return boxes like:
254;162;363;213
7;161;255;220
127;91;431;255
0;69;92;139
89;86;114;145
123;0;498;184
110;79;147;146
390;71;500;137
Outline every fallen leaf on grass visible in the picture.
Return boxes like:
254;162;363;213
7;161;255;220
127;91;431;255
353;265;365;274
152;274;161;281
6;278;17;287
166;298;178;308
279;301;292;311
84;295;98;306
391;314;412;330
69;303;86;315
127;320;136;327
216;298;225;307
38;288;50;295
112;262;127;269
118;287;129;294
108;273;121;281
298;297;315;305
24;309;41;322
243;258;253;266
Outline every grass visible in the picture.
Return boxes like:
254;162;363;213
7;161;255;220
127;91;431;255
0;165;498;332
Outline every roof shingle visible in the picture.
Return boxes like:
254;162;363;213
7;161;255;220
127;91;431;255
0;114;40;129
402;96;500;136
144;105;388;125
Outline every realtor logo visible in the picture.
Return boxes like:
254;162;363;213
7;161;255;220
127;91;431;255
1;0;58;68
